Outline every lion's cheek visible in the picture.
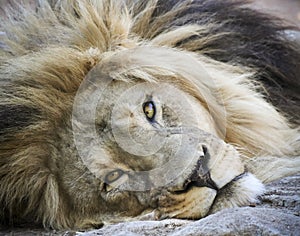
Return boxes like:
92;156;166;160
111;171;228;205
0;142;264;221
155;187;217;219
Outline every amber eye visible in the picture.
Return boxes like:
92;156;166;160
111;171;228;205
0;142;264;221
105;170;124;184
143;101;156;121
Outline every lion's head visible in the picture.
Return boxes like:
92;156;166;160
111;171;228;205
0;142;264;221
0;0;299;230
64;46;266;228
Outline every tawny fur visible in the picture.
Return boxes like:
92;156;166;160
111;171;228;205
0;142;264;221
0;0;299;230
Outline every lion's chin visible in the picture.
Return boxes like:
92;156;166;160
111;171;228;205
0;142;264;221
154;187;217;220
154;172;264;220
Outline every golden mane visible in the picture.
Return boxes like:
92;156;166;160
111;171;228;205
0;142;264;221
0;0;299;229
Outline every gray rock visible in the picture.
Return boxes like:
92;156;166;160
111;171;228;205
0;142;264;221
78;220;190;236
77;175;300;236
260;174;300;215
78;208;299;236
171;208;299;236
1;175;299;236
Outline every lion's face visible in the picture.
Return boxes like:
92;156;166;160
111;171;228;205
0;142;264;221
57;47;264;228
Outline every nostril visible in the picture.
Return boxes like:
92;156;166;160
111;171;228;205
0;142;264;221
202;145;208;156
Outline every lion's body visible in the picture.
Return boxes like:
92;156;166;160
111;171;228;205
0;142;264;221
0;0;299;230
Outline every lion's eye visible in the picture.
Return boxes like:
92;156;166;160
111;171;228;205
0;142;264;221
105;170;123;184
143;101;156;121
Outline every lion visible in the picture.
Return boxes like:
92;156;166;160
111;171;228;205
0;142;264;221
0;0;299;230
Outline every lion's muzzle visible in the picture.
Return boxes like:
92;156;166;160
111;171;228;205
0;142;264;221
171;147;219;193
150;136;252;220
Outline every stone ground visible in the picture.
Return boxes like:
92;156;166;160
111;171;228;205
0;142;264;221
0;0;300;235
1;174;299;236
75;175;300;236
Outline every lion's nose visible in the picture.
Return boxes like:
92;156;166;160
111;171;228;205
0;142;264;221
175;163;218;193
183;164;218;191
173;145;219;193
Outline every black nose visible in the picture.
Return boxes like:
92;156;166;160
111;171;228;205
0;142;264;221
185;161;219;191
175;145;219;193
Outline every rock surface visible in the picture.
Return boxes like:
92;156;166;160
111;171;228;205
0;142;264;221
80;208;299;236
1;175;298;236
77;175;300;236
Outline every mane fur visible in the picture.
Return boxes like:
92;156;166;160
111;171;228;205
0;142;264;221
0;0;299;229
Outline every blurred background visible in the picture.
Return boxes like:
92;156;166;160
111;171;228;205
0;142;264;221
251;0;300;27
